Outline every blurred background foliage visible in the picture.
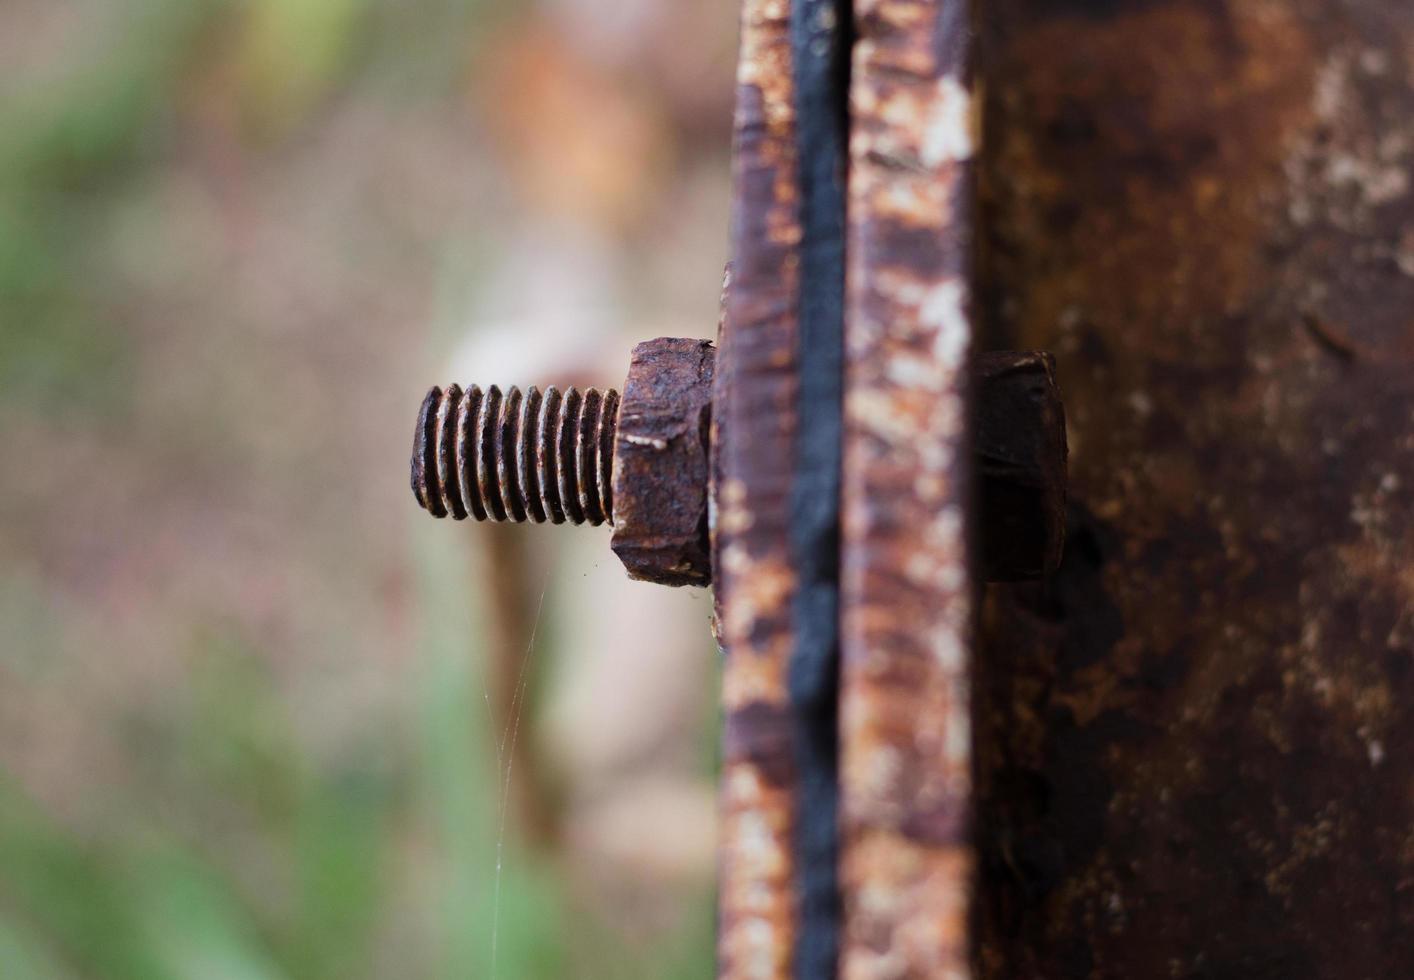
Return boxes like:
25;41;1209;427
0;0;733;976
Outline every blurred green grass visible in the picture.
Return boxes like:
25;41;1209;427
0;529;713;980
0;0;716;975
0;0;497;415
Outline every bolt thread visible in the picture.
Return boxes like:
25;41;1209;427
412;384;619;526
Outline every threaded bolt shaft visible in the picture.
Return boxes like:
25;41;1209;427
412;384;619;526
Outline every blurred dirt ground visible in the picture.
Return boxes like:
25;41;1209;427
0;1;734;976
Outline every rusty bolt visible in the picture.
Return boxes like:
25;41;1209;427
411;337;713;586
411;342;1065;586
608;338;714;586
412;383;618;525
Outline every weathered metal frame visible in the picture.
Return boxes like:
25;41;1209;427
838;0;977;975
715;0;805;972
715;0;982;975
715;0;1414;975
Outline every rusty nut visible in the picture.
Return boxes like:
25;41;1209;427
609;338;715;586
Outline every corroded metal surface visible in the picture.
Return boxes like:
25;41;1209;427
839;0;977;975
976;0;1414;975
412;383;617;525
715;0;802;972
975;351;1067;582
610;337;715;587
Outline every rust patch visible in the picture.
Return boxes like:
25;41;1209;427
840;0;978;976
977;0;1414;975
715;0;802;975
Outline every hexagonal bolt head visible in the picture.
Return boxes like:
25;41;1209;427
609;338;715;587
974;351;1068;581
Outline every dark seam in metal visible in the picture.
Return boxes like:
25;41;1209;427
789;0;849;973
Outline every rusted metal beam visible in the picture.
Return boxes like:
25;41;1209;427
839;0;978;975
976;0;1414;975
715;0;803;973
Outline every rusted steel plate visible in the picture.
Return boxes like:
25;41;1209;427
839;0;977;976
976;0;1414;976
715;0;802;974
